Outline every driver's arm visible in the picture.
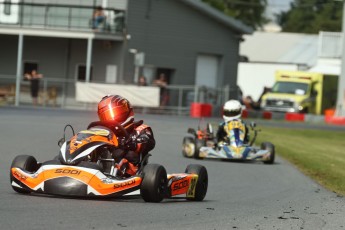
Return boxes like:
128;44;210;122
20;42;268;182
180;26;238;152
216;123;227;142
244;124;250;144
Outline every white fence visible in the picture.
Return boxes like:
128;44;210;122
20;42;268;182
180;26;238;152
0;75;236;116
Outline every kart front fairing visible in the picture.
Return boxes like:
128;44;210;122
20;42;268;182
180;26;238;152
59;127;119;165
11;164;142;197
199;145;270;161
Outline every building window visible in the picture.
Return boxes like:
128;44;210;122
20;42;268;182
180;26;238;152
23;62;38;75
4;0;11;15
77;65;93;82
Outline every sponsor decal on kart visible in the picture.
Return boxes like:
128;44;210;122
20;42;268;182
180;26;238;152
13;170;28;181
167;174;191;196
172;179;189;191
168;174;199;196
172;176;187;182
113;179;136;189
54;169;82;175
187;176;198;198
80;128;110;137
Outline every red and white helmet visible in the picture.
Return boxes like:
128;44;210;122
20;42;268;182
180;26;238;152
223;100;242;122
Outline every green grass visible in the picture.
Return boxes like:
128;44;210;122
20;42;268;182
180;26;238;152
254;126;345;195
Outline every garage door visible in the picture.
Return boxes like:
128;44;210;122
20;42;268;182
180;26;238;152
195;54;219;88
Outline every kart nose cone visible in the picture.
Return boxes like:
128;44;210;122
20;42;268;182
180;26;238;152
41;165;99;196
44;177;88;196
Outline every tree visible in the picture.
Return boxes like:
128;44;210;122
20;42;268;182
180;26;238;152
276;0;343;34
201;0;269;30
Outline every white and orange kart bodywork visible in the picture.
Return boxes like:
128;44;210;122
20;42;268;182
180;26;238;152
10;164;204;199
11;164;142;197
10;122;208;202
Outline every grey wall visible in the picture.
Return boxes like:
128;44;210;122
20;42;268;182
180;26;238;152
23;37;67;77
0;36;123;80
0;35;19;76
0;36;69;80
0;35;123;97
125;0;241;92
92;40;123;82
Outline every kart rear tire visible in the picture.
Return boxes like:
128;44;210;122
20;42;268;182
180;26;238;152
194;139;206;159
140;164;167;203
10;155;38;194
185;164;208;201
182;137;196;158
261;142;275;164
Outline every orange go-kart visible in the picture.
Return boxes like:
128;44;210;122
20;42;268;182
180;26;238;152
10;121;208;202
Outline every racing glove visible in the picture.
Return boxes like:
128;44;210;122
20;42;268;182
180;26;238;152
123;133;150;151
123;134;137;151
136;134;149;143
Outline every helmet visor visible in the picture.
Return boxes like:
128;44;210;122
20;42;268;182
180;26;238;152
98;104;129;122
223;109;241;117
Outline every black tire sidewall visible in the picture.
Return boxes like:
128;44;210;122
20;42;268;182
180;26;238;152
10;155;38;193
261;142;275;164
140;164;167;202
185;164;208;201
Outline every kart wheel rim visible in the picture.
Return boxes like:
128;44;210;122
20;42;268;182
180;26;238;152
183;143;195;157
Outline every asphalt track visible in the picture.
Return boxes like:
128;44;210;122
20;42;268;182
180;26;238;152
0;106;344;230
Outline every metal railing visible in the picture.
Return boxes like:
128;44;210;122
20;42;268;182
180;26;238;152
0;75;236;116
0;2;125;34
158;85;232;115
0;75;76;107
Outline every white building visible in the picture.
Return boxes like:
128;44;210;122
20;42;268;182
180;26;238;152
238;31;341;101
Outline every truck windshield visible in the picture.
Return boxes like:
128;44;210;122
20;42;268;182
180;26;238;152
272;82;309;95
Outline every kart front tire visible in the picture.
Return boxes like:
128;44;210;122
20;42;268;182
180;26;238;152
10;155;38;194
261;142;275;164
185;164;208;201
140;164;167;203
182;137;196;158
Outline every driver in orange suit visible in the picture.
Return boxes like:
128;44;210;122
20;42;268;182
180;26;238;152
88;95;155;177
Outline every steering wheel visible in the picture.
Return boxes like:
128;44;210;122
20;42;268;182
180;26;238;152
87;120;129;140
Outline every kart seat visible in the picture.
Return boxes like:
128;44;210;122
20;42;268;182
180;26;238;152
42;159;61;166
78;161;103;171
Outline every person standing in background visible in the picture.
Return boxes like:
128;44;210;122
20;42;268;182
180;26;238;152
25;69;43;106
138;75;147;86
153;73;169;107
92;6;106;31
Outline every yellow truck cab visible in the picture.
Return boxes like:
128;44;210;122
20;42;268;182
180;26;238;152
260;70;338;115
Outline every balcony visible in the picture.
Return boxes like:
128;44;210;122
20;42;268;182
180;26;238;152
0;2;125;35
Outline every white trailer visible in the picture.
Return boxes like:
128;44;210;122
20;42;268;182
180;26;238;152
237;62;298;101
